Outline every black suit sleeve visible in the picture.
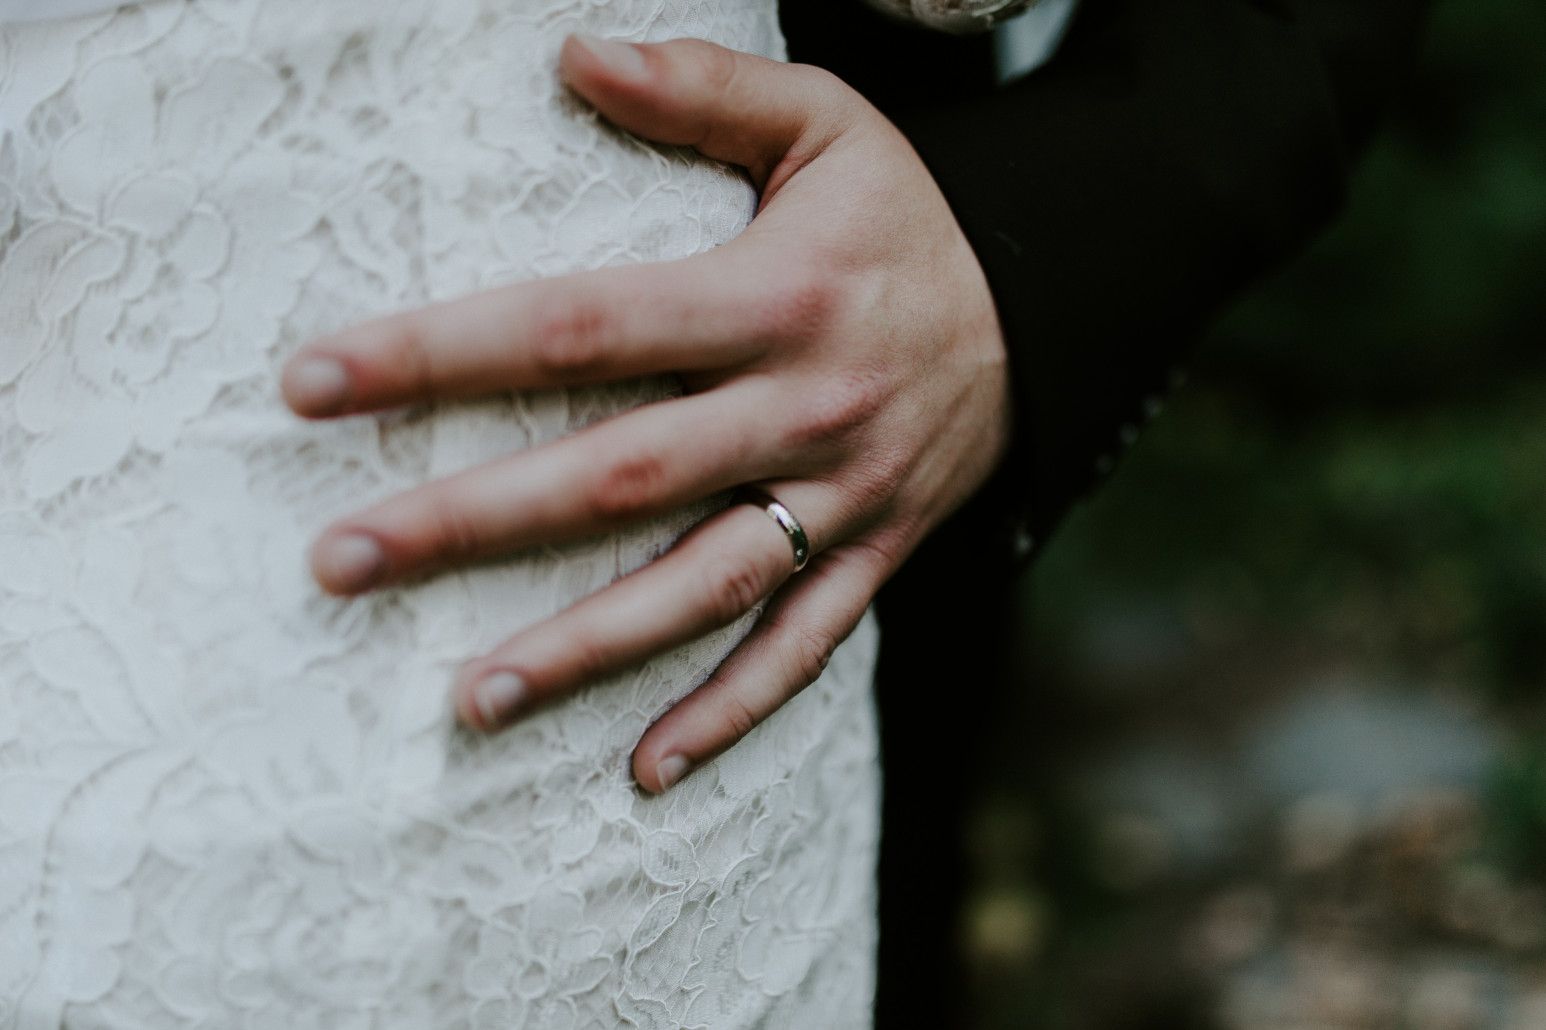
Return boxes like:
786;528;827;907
778;5;1429;1026
783;0;1430;566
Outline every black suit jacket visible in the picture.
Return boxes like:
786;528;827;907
777;1;1429;1025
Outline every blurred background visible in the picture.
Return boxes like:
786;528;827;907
964;1;1546;1026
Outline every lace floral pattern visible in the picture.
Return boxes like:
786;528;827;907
0;2;881;1026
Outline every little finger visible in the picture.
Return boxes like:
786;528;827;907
631;538;888;793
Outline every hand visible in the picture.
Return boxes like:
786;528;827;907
280;35;1011;792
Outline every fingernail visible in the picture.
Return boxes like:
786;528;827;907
313;533;385;593
575;35;647;80
284;357;350;415
472;672;526;728
655;755;690;792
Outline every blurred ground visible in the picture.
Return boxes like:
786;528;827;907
963;1;1546;1026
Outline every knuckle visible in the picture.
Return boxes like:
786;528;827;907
700;551;772;625
800;65;863;118
694;42;739;97
792;62;841;91
790;368;889;447
383;316;437;395
845;450;909;507
789;624;838;689
530;294;612;380
583;451;671;524
847;533;907;583
720;691;760;743
566;628;614;684
425;494;486;562
756;267;839;341
778;64;869;141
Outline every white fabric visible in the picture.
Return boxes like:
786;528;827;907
0;0;126;22
994;0;1078;82
0;1;881;1027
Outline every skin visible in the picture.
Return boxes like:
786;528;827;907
280;34;1011;793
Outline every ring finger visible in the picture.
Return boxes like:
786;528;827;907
454;482;837;729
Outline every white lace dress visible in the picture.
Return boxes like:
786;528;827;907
0;1;881;1027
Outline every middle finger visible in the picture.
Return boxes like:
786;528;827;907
309;380;787;594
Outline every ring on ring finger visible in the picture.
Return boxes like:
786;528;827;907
738;487;810;572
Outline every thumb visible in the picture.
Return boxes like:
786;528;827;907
559;35;853;191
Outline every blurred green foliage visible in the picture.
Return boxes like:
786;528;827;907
1030;0;1546;713
980;0;1546;1024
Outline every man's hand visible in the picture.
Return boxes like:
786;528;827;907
280;35;1011;792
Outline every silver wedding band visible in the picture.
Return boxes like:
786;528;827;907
742;489;810;572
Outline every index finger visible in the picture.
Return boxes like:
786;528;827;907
281;252;768;418
560;36;857;195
